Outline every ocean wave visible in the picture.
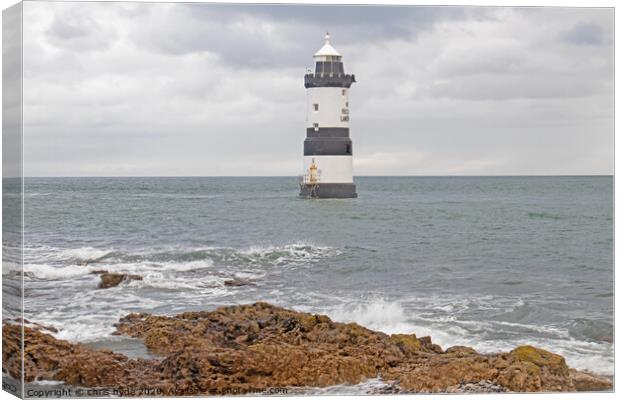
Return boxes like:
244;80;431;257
24;263;90;280
24;245;116;265
21;242;338;281
129;270;226;291
29;292;166;342
2;261;22;276
326;298;415;335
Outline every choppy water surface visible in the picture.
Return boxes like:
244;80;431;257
9;176;613;375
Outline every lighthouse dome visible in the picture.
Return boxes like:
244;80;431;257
304;32;355;87
314;33;341;60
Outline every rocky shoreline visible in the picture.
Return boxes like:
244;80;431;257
2;302;613;395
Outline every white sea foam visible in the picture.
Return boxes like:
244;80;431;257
300;377;395;395
23;263;89;279
327;298;415;335
30;292;166;342
134;270;225;291
2;261;22;275
22;258;216;281
21;242;336;281
24;245;114;263
239;242;341;265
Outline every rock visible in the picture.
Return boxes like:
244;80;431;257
493;345;574;392
27;321;59;334
509;345;569;375
445;346;478;355
2;323;159;387
390;333;421;353
98;273;142;289
569;369;613;391
3;302;611;394
223;278;255;287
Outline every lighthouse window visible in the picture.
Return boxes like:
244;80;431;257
313;123;319;131
313;103;319;111
341;89;347;96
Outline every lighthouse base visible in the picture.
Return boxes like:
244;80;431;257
299;183;357;199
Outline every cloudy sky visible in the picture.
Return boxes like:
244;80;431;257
21;2;613;176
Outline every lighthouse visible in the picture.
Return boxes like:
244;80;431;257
299;33;357;198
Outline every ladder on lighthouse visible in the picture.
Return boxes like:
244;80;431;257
299;159;321;198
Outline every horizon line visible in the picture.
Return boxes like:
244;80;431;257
11;174;614;179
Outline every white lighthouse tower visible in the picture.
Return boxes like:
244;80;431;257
299;33;357;198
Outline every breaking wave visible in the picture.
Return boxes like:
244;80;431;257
327;298;413;335
21;242;341;281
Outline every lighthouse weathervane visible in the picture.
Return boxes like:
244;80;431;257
299;33;357;198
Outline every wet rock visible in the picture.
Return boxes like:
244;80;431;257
3;303;613;394
98;273;142;289
3;323;160;387
223;278;255;287
569;369;613;391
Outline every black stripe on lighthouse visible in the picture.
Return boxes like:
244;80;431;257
306;127;350;138
300;183;358;198
304;137;352;156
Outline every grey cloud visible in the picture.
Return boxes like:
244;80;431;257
48;15;90;39
45;6;118;52
135;4;478;68
184;4;470;34
420;74;608;100
20;3;613;177
561;22;605;45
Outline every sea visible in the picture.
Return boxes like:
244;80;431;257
4;176;614;379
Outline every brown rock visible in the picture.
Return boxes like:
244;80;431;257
390;333;421;353
509;345;569;375
98;273;142;289
3;302;608;395
445;346;479;356
223;278;255;287
3;323;161;388
493;345;575;392
569;369;613;391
